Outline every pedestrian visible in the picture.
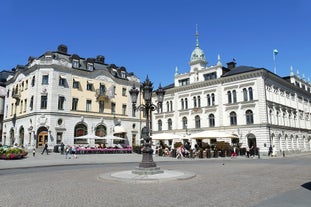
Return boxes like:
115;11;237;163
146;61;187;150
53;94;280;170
41;143;49;155
268;145;273;157
32;147;36;157
66;145;71;159
246;146;250;158
71;145;77;159
60;142;65;155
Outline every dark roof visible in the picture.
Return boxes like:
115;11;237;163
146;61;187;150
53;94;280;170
222;66;263;77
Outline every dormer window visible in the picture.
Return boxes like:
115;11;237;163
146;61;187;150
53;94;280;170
87;63;93;71
72;59;79;68
121;71;126;78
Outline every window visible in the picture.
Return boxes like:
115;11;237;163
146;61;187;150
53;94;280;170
168;118;172;130
193;97;197;108
42;75;49;85
182;117;188;129
248;87;253;101
197;96;201;108
31;76;35;87
73;80;79;89
195;115;201;128
179;78;190;86
99;101;104;113
121;71;126;78
211;93;215;105
122;88;127;96
20;100;23;114
246;110;254;124
166;101;170;112
72;98;78;111
30;96;34;111
158;120;162;131
185;98;188;109
59;76;66;86
122;104;127;115
203;72;217;80
233;90;237;103
243;88;248;101
170;101;173;111
207;94;211;106
58;96;65;110
56;132;63;144
100;84;106;95
87;82;93;91
230;111;237;126
41;95;48;109
181;99;184;110
87;63;93;71
209;114;215;127
24;99;27;112
72;59;79;68
86;100;92;112
111;102;116;114
227;91;232;103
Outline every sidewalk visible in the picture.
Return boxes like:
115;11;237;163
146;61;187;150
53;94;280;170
1;151;310;170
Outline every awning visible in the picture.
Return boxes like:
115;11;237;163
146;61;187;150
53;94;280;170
151;133;183;140
113;126;127;134
189;131;238;139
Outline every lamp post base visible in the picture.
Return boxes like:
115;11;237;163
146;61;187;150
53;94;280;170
132;167;164;175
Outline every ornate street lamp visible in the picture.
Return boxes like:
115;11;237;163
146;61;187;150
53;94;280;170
129;76;165;174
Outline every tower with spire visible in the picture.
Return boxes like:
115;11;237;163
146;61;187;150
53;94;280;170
189;25;207;72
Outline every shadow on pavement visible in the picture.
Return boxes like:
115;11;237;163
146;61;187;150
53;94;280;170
301;181;311;190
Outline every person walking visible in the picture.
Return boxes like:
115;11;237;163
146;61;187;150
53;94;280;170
71;145;77;159
41;143;49;155
65;145;71;159
60;142;65;155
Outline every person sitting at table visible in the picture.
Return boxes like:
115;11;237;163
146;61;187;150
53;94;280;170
98;143;102;148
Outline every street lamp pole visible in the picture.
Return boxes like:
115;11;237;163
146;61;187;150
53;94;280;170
129;76;165;174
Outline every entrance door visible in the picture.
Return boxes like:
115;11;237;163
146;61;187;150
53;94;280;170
38;132;48;147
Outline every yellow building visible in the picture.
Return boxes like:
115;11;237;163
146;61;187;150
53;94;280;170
2;45;143;150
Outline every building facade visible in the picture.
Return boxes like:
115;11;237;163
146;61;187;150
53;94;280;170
2;45;144;150
152;31;311;156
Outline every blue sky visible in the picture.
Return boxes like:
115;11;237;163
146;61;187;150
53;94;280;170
1;0;311;88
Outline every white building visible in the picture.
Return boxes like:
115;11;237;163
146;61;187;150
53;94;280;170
152;30;311;156
2;45;144;150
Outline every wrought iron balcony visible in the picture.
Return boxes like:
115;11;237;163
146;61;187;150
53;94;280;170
95;89;109;101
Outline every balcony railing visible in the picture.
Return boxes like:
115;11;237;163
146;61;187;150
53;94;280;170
95;89;109;101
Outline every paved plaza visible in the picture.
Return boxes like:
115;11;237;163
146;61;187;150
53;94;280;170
0;152;311;207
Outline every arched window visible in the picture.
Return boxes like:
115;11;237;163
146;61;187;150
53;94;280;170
170;101;173;112
233;90;237;103
74;123;87;137
211;93;215;105
168;118;172;130
243;88;248;101
182;117;187;129
227;91;232;103
95;125;107;137
181;98;184;110
158;120;162;131
195;115;201;128
207;94;211;106
166;101;169;112
198;96;201;107
248;87;253;101
230;111;237;125
193;96;197;108
246;110;254;124
209;114;215;127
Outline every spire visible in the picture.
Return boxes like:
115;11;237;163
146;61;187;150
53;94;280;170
217;54;222;66
195;24;199;48
175;66;179;76
290;65;294;76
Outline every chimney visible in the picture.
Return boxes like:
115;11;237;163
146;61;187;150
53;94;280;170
227;61;236;70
